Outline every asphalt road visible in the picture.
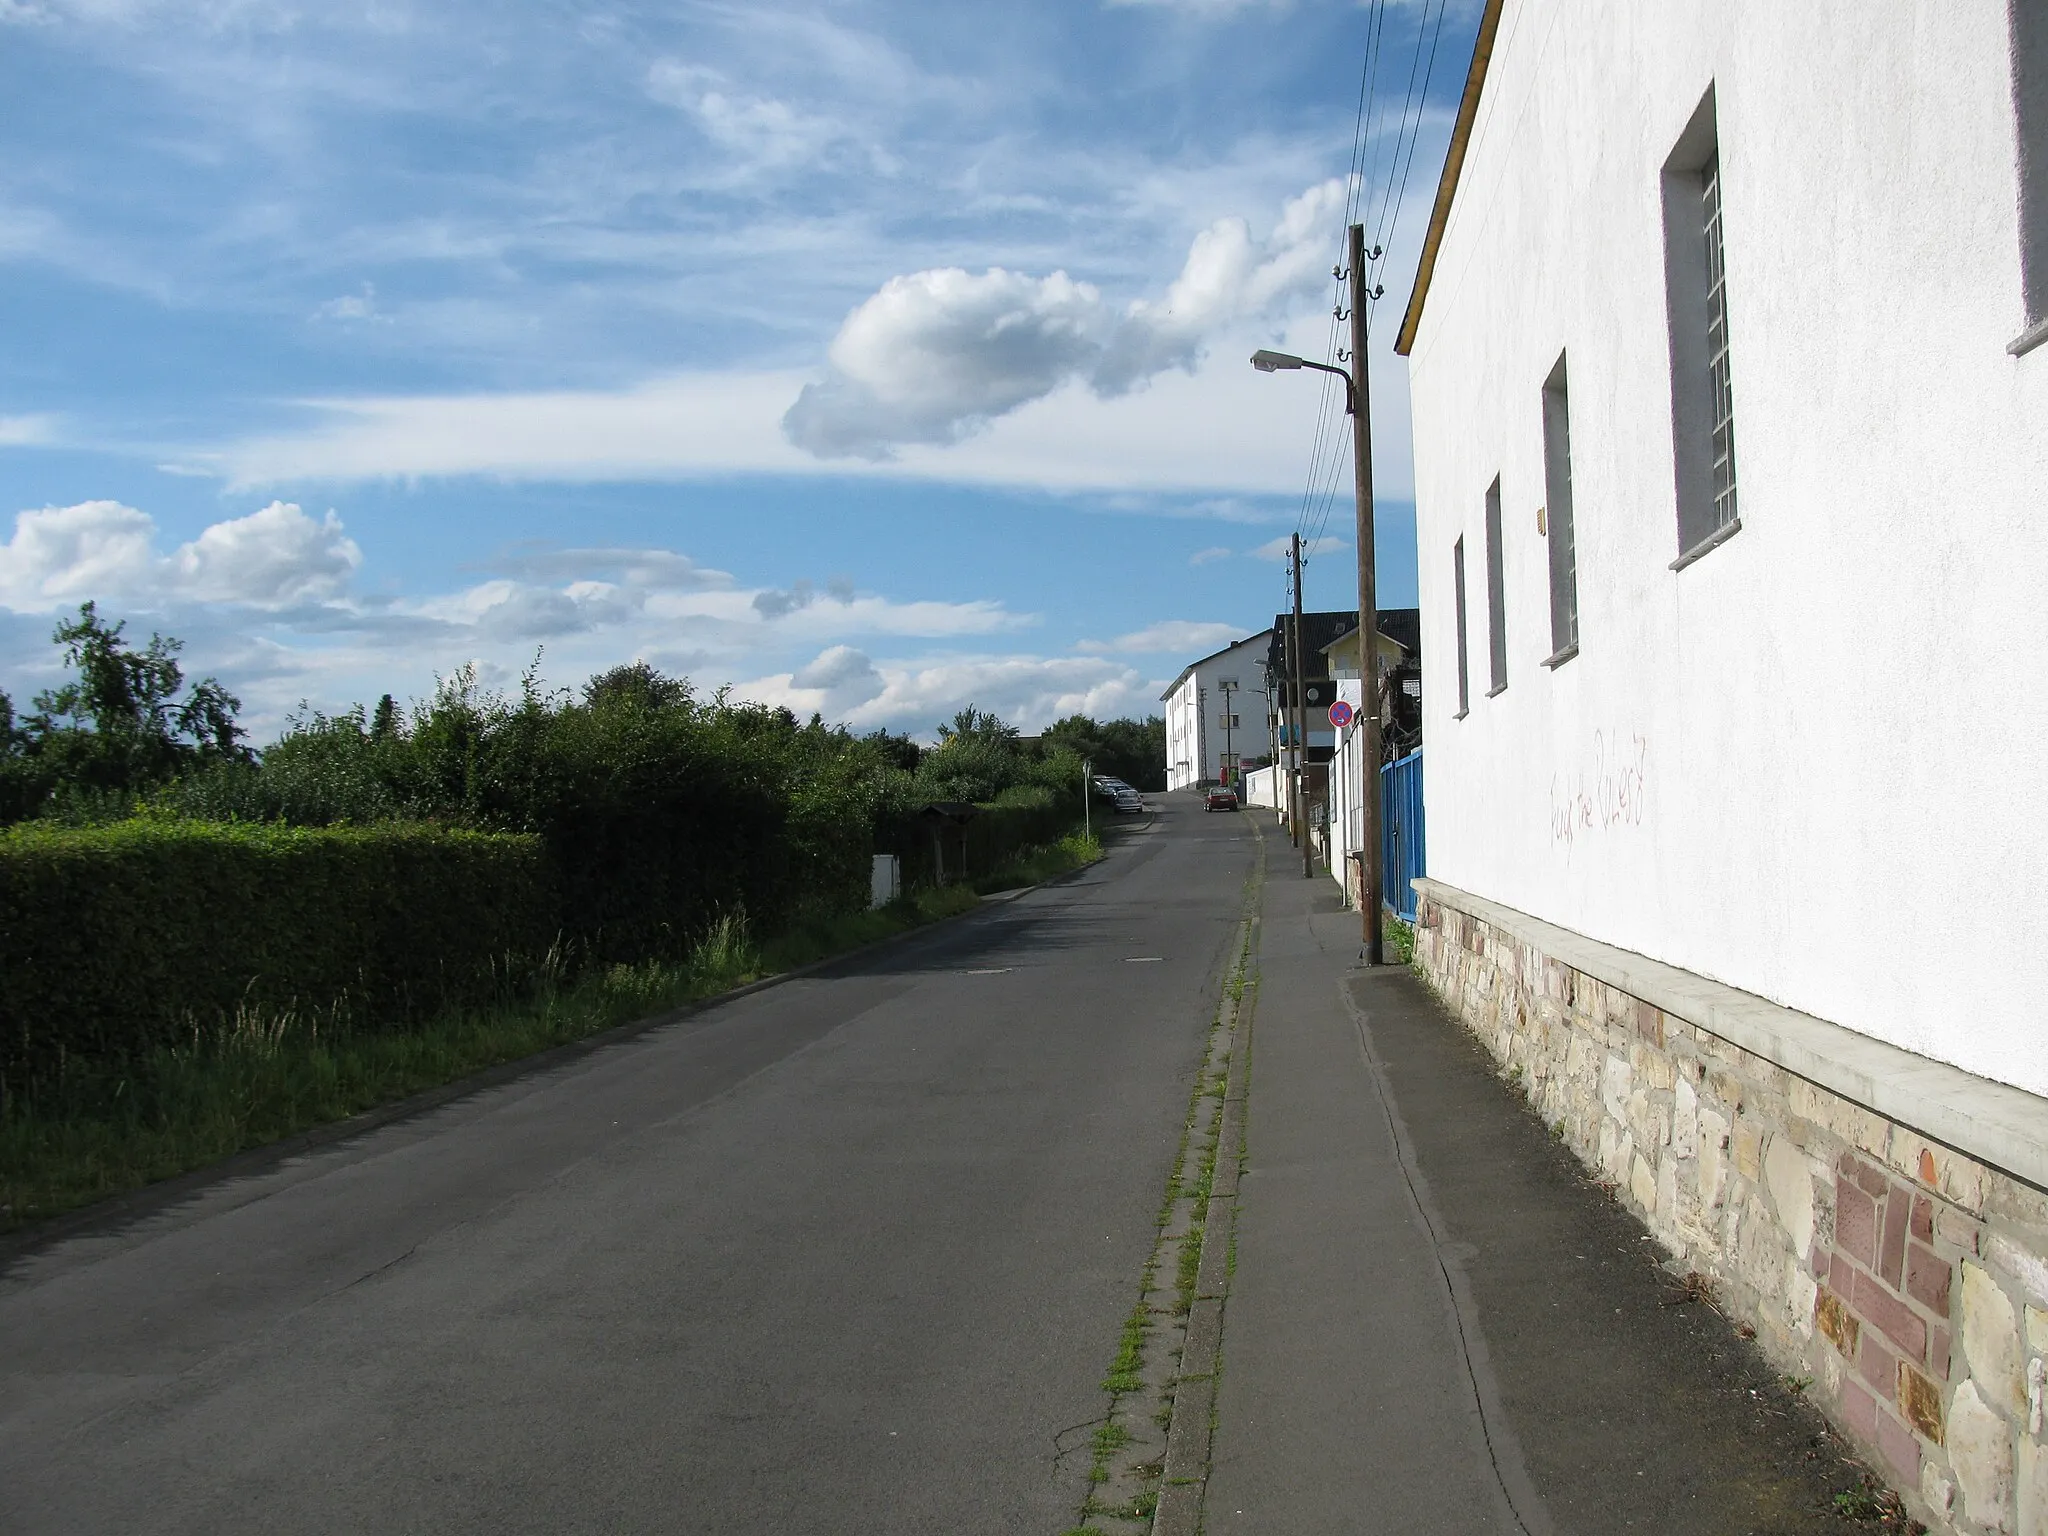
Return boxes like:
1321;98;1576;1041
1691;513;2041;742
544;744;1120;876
0;799;1254;1535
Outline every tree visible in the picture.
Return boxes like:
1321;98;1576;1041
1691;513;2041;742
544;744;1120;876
19;603;247;800
582;661;694;713
862;728;922;773
1039;712;1165;791
935;704;1018;745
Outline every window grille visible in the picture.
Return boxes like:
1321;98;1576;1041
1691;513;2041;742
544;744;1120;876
1702;155;1738;529
1542;353;1579;661
1661;88;1743;564
2014;0;2047;350
1484;478;1507;695
1453;537;1470;718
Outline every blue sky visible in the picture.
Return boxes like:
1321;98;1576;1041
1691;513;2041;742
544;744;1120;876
0;0;1473;739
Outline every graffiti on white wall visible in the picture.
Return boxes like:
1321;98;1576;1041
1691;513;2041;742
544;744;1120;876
1550;729;1650;849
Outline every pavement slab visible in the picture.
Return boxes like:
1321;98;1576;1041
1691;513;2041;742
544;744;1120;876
1207;839;1879;1535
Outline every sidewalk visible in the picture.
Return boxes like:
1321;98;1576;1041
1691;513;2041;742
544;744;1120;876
1204;858;1882;1534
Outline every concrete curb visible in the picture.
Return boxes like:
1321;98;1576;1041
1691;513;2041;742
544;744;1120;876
0;852;1108;1269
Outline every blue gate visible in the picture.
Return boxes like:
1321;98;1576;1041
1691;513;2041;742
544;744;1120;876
1379;749;1426;921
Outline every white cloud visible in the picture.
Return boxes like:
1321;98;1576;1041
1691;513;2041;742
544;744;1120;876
743;651;1157;738
1189;546;1234;565
211;372;814;486
647;61;847;172
1094;178;1344;395
166;500;361;603
203;332;1362;496
782;267;1105;459
488;545;733;593
1249;533;1347;561
312;283;386;323
0;413;60;446
0;502;1048;740
1075;619;1247;655
1103;0;1293;11
789;643;885;705
0;498;359;610
783;178;1346;458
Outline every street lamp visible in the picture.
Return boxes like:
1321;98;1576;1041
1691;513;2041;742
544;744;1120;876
1248;221;1385;966
1249;350;1354;405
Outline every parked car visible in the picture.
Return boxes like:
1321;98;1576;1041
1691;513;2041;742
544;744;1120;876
1204;786;1239;811
1112;787;1143;814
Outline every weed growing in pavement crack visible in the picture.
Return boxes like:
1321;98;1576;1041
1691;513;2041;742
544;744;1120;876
1100;1302;1148;1396
1060;911;1254;1531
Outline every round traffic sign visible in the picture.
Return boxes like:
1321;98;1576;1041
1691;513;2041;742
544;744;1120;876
1328;699;1355;729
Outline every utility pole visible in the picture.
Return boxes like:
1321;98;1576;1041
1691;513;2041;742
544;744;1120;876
1347;223;1385;964
1290;532;1311;879
1218;678;1237;790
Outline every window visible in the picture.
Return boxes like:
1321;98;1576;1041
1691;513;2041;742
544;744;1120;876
2015;0;2048;353
1453;537;1470;719
1661;87;1742;565
1542;353;1579;664
1484;477;1507;696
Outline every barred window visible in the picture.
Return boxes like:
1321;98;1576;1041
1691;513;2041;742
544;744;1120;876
2014;0;2047;352
1662;88;1743;566
1702;155;1738;529
1453;536;1471;719
1541;353;1580;662
1484;477;1508;696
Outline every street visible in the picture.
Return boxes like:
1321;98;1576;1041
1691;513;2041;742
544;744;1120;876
1;801;1252;1535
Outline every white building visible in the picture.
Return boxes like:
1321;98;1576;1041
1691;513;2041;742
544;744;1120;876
1396;2;2045;1523
1160;631;1272;791
1315;625;1408;904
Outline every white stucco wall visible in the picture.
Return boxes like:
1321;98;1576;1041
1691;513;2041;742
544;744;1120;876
1406;1;2048;1093
1161;631;1272;791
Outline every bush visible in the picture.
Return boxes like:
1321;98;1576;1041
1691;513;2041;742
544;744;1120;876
0;819;552;1094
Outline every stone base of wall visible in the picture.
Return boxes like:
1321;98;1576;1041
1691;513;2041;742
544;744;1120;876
1414;882;2048;1536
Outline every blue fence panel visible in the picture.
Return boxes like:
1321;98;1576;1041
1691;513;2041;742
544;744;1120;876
1379;749;1426;920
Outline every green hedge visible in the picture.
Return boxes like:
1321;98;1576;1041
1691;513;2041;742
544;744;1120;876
878;784;1082;887
0;819;551;1090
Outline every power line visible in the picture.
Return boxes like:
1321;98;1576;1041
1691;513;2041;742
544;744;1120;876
1370;0;1451;305
1292;0;1384;551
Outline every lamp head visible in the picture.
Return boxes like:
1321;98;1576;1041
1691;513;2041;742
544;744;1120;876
1250;349;1305;373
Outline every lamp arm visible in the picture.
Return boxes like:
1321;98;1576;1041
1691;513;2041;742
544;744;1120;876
1296;358;1357;413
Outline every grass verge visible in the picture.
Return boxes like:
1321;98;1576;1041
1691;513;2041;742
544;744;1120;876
1;836;1100;1237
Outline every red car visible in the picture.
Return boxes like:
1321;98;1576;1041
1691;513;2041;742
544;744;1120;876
1204;786;1239;811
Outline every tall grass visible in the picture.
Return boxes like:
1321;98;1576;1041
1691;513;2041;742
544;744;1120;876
0;881;997;1234
970;830;1101;895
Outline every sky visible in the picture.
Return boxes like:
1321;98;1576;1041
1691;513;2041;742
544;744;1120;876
0;0;1477;742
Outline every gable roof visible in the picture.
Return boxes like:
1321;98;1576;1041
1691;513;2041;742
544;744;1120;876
1393;0;1507;358
1266;610;1363;679
1158;629;1274;702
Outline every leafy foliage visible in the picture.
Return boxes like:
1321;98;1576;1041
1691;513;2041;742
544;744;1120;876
0;603;250;823
1040;712;1167;791
0;819;551;1093
0;615;1165;1095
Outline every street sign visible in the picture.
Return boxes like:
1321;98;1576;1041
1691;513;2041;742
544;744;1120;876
1328;700;1355;729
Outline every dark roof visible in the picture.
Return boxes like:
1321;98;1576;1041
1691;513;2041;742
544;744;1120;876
1269;609;1419;676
